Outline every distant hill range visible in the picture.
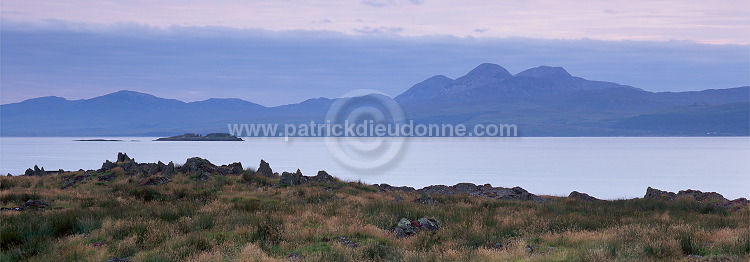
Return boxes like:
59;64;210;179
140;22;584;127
2;63;748;136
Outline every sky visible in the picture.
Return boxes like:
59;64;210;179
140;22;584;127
1;0;749;106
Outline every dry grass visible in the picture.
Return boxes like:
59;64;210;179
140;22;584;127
1;172;748;261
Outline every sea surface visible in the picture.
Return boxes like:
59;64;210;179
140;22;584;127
1;137;748;200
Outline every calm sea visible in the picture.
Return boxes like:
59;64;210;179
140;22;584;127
1;137;748;200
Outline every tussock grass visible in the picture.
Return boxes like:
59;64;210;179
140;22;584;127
0;173;748;261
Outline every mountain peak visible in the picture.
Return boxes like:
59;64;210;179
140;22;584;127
460;63;512;80
394;75;454;102
516;66;572;78
97;90;160;99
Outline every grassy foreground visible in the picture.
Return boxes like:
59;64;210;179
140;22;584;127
1;165;748;261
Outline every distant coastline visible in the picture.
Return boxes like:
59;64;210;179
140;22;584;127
74;139;124;142
154;133;243;141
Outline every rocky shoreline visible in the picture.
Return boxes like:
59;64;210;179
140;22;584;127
8;152;749;212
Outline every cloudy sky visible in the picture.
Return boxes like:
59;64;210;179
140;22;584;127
1;0;749;106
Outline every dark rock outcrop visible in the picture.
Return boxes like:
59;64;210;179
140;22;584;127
644;187;748;211
164;161;175;177
1;200;53;211
181;157;217;174
24;165;47;176
147;163;160;175
107;257;132;262
312;170;335;183
256;160;274;177
568;191;602;202
677;189;727;203
228;162;244;174
414;183;550;203
279;169;337;186
116;152;131;163
377;183;416;192
140;176;170;186
62;173;91;188
415;191;436;204
100;160;116;171
419;185;454;195
338;237;359;248
645;187;677;201
280;169;308;186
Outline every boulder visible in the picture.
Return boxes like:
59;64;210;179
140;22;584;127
182;157;217;174
417;218;440;232
338;237;359;248
20;200;50;210
256;159;274;177
395;218;416;238
568;191;602;202
394;217;440;238
415;191;436;204
393;194;404;202
312;170;335;183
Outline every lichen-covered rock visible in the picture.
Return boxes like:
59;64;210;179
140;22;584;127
395;218;416;238
394;217;440;238
417;218;440;232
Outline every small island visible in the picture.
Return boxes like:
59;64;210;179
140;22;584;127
74;139;124;142
154;133;243;141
